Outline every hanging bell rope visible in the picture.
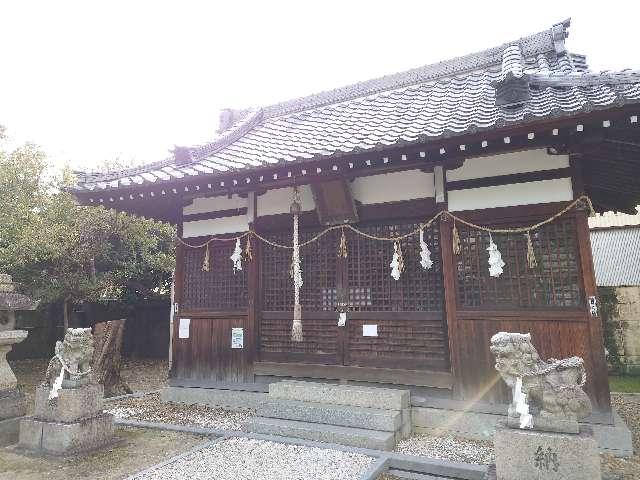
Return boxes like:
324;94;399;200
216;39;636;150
290;186;304;342
201;243;211;272
525;231;537;269
337;228;348;258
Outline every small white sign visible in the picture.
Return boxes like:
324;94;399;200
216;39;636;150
362;324;378;337
178;318;190;339
338;312;347;327
231;328;244;349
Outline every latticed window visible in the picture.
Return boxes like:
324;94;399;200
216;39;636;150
181;242;248;311
456;216;582;309
347;222;443;312
261;222;443;312
262;228;340;311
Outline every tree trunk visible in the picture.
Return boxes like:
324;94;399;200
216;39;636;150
91;319;132;397
62;298;70;333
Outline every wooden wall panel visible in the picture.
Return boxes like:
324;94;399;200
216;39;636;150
172;315;251;384
455;314;597;405
345;313;449;370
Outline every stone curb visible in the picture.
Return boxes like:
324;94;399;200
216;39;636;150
115;418;227;437
115;419;487;480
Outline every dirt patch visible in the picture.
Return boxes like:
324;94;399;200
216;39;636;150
0;427;204;480
9;358;168;414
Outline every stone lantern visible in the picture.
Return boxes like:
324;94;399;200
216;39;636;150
0;274;38;446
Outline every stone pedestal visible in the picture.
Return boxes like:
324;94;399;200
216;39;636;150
493;422;601;480
18;383;114;455
0;329;28;446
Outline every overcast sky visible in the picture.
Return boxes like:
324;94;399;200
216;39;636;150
1;1;638;170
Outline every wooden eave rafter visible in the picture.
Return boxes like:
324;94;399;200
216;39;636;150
75;106;640;220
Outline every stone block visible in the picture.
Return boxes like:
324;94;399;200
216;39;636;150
494;422;601;480
592;410;634;458
17;417;43;451
244;416;396;450
19;413;115;455
507;414;579;434
161;386;266;411
0;388;27;420
34;383;104;423
269;380;409;410
0;416;22;446
412;406;499;440
257;398;402;432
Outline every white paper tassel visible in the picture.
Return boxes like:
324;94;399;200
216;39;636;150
230;238;243;272
487;233;505;278
514;377;533;429
49;366;64;400
419;229;433;270
390;242;403;281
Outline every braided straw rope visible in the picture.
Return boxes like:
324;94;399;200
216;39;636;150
175;195;595;250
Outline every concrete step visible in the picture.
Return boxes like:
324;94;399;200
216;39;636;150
257;398;402;432
243;416;396;451
269;380;410;410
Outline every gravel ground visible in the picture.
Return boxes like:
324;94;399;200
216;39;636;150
395;434;494;465
135;437;375;480
106;392;254;430
603;393;640;480
0;427;204;480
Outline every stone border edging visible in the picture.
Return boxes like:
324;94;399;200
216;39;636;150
115;419;487;480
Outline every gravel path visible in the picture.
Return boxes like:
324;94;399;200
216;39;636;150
394;434;494;465
106;392;254;431
134;437;375;480
603;393;640;479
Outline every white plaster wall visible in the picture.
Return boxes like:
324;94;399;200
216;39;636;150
446;149;569;182
183;194;246;215
257;185;315;216
182;215;249;238
447;178;573;212
351;170;435;205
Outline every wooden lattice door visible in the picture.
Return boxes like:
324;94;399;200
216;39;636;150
259;221;449;371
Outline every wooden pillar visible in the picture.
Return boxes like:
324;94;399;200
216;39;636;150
575;206;612;413
440;213;463;399
246;192;260;382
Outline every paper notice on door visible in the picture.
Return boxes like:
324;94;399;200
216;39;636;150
231;328;244;348
178;318;190;339
338;312;347;326
362;324;378;337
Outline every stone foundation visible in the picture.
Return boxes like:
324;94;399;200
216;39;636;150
494;422;601;480
19;383;114;455
19;413;115;455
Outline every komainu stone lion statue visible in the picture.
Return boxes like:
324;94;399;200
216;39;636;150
490;332;592;433
44;328;94;398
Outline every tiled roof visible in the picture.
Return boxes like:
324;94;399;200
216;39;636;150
73;19;640;193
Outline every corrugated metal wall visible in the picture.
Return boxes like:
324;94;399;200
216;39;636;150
590;227;640;286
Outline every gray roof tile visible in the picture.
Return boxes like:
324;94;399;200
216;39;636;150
73;19;640;193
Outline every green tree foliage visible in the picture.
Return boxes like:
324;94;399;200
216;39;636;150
0;128;175;328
